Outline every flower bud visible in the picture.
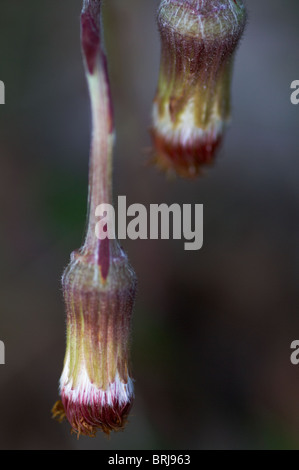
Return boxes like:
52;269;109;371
152;0;247;177
53;244;136;437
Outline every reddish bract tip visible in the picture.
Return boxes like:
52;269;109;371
58;394;133;437
152;130;222;178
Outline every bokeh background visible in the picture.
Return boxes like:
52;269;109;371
0;0;299;450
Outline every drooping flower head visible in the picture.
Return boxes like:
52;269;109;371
152;0;247;177
52;0;137;437
53;246;136;437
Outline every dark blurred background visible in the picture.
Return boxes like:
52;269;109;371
0;0;299;450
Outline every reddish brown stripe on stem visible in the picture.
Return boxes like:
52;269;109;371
81;11;100;74
102;54;115;134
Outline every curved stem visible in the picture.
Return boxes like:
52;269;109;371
80;0;119;272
